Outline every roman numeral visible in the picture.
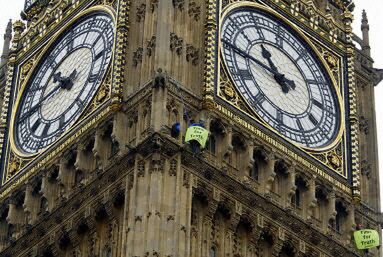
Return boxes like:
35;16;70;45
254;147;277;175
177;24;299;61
276;36;283;48
295;49;308;62
276;110;283;123
67;35;74;51
312;99;324;109
88;74;99;83
31;119;41;133
256;27;265;40
59;115;65;128
237;69;253;80
307;79;320;85
296;119;304;131
77;99;85;109
92;35;102;47
42;124;50;137
94;50;105;61
254;93;265;104
308;114;319;126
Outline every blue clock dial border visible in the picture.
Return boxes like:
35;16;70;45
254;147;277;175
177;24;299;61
15;12;115;154
220;7;341;149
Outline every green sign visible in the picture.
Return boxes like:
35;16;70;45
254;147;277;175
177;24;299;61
185;126;209;148
354;229;380;250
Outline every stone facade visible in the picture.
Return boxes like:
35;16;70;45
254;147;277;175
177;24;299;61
0;0;381;257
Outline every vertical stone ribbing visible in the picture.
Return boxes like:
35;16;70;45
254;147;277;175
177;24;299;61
0;20;24;177
202;0;218;109
125;153;191;257
343;10;360;202
111;0;130;110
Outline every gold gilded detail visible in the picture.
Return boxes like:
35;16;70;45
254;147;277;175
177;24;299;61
20;58;35;86
327;152;341;170
214;103;351;194
223;85;235;99
9;6;117;159
7;154;23;179
218;68;253;115
324;53;337;68
218;2;345;154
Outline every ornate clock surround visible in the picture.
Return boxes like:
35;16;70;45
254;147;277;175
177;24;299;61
204;0;357;197
0;2;125;193
10;8;115;157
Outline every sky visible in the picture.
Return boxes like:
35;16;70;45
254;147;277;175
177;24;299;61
0;1;382;192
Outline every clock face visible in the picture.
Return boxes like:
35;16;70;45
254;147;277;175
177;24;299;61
221;7;341;149
14;12;114;154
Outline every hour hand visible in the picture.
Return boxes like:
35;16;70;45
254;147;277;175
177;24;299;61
284;77;296;90
260;44;278;72
53;72;62;83
221;39;275;75
69;69;77;81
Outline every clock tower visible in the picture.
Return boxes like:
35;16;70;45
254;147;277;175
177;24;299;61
0;0;381;256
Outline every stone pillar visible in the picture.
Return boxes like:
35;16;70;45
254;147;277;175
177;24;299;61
285;165;296;209
327;191;337;232
307;176;317;221
124;153;192;257
151;70;167;133
75;140;96;184
0;20;12;68
245;141;255;178
361;10;371;57
264;153;276;196
222;126;233;161
23;183;40;225
58;153;76;200
344;204;355;243
93;126;111;170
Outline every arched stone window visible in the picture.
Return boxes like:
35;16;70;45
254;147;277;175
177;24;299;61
258;229;273;257
279;242;295;257
250;148;267;181
206;134;216;154
249;162;259;181
272;160;289;199
334;201;348;233
207;119;225;155
314;186;329;230
236;216;253;255
210;247;217;257
230;134;246;171
291;176;308;214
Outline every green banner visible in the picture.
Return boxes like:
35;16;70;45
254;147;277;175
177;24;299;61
185;126;209;148
354;229;380;250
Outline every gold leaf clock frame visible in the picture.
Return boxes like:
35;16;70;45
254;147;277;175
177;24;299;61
203;0;359;198
0;0;130;198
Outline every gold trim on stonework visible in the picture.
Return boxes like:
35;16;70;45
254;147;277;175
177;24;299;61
0;105;113;198
9;6;117;159
218;2;345;153
213;102;352;194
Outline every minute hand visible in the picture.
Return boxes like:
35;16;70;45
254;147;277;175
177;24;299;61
18;83;63;123
222;39;277;75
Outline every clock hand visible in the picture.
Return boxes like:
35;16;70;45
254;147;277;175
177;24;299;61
222;39;276;75
273;73;290;94
64;69;78;90
284;77;296;90
18;83;63;122
52;70;78;90
260;44;297;93
223;39;297;94
69;69;77;81
260;44;279;72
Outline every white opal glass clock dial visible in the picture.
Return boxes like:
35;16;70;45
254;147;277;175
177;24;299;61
221;7;341;149
14;12;115;154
